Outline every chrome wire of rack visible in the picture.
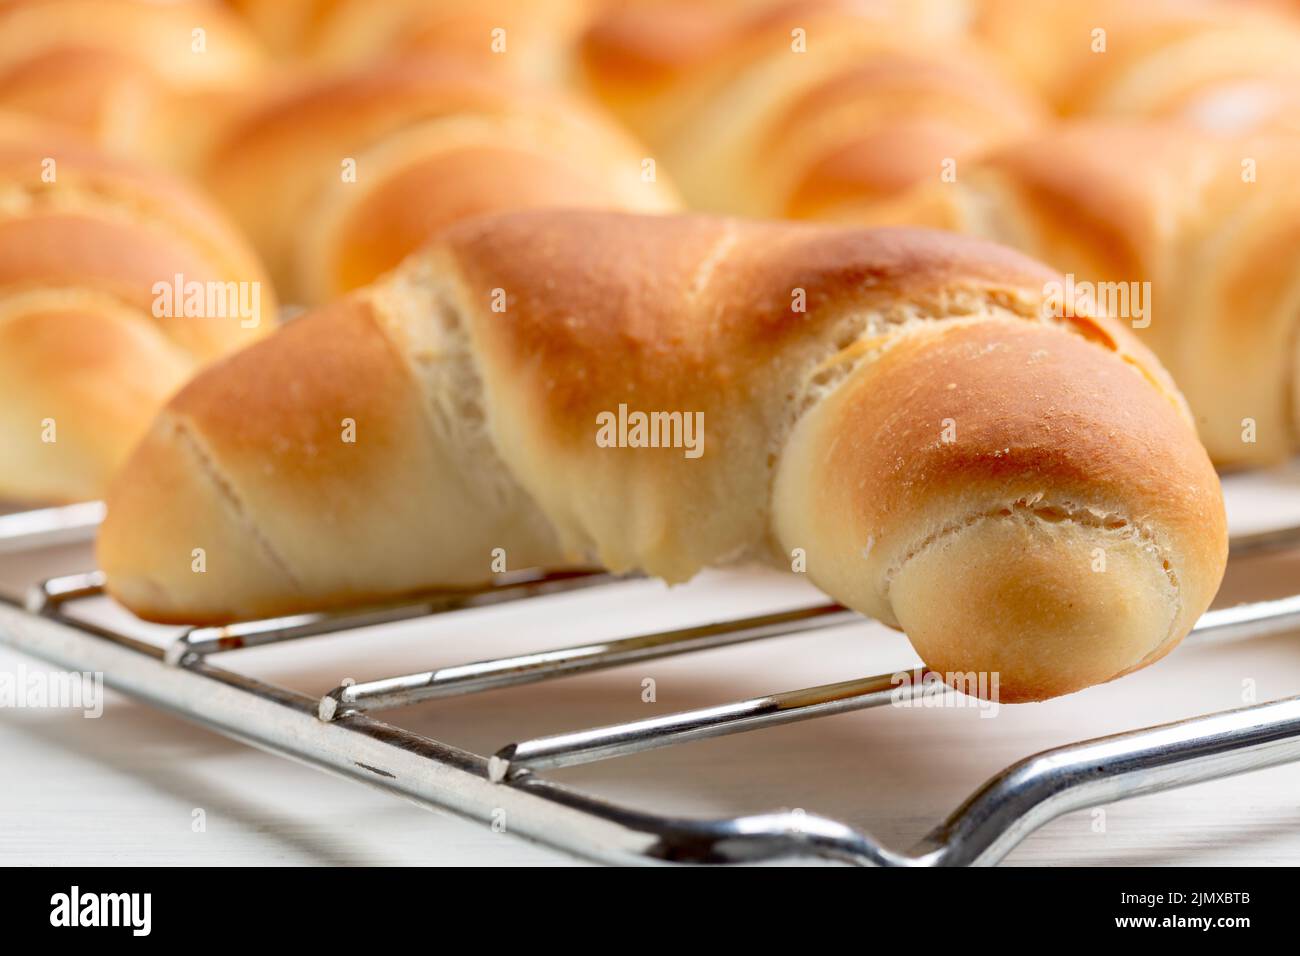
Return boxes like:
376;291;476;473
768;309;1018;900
0;501;105;553
2;504;1300;865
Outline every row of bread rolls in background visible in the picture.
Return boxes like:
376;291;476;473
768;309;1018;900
7;0;1294;217
6;0;1300;262
9;0;1299;180
0;0;654;174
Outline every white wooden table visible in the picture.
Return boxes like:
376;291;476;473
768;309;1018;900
2;462;1299;866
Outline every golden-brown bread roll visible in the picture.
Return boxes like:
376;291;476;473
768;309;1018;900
202;61;681;305
0;131;273;504
0;0;268;170
976;0;1300;131
226;0;599;82
842;121;1300;467
98;210;1227;702
578;0;1041;216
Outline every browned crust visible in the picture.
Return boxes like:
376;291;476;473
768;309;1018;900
443;211;1163;443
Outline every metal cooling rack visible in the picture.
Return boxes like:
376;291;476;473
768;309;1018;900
2;503;1300;866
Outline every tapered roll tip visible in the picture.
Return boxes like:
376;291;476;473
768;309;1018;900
889;511;1189;703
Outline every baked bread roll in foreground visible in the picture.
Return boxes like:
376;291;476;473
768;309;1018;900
846;122;1300;467
99;211;1227;702
203;62;679;305
0;134;273;503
